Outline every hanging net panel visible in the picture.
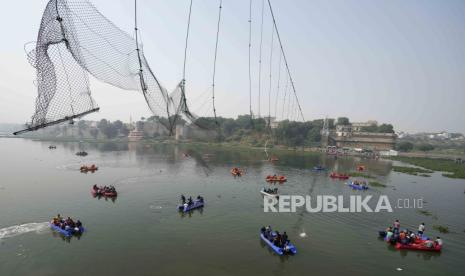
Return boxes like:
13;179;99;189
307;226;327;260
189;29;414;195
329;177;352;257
15;0;193;135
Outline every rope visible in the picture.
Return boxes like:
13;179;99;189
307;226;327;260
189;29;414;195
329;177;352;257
267;0;305;121
182;0;193;86
257;0;264;118
134;0;156;129
281;74;288;120
274;52;282;119
170;0;193;134
212;0;222;127
248;0;253;119
268;24;274;128
287;78;292;120
55;0;75;116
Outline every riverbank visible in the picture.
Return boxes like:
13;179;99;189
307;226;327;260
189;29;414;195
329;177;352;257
390;156;465;179
398;150;465;160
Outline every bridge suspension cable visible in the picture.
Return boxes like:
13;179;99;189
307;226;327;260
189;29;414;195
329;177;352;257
266;0;304;121
248;0;253;119
211;0;223;127
268;22;274;127
274;52;282;119
257;0;265;118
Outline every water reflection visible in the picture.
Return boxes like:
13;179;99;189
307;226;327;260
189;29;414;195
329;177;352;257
258;239;291;262
43;141;378;174
51;230;84;243
91;194;117;203
178;207;204;218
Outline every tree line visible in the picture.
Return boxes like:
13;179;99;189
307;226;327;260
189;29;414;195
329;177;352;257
74;115;396;149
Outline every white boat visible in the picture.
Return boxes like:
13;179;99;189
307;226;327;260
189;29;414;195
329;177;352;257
260;189;279;198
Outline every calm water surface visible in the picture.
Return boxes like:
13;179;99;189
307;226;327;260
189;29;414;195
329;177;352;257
1;138;464;275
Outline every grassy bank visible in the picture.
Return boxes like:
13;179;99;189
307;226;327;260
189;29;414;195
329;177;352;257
391;156;465;179
369;181;386;187
392;165;433;176
433;225;450;234
349;172;376;179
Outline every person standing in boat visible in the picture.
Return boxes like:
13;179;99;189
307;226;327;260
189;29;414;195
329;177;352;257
385;227;394;241
265;226;272;239
435;237;443;247
418;223;425;235
274;231;282;247
394;219;400;231
282;232;289;246
181;195;186;204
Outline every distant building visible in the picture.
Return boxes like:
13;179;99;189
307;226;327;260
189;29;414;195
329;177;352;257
175;125;187;140
329;132;397;151
379;149;399;157
351;120;378;132
127;117;143;141
335;125;353;136
325;120;396;151
128;129;144;141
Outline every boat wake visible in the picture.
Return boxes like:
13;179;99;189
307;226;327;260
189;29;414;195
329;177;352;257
0;222;49;240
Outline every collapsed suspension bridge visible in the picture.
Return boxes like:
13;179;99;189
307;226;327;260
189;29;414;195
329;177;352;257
14;0;304;136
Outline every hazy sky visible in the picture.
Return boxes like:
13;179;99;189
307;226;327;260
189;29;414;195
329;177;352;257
0;0;464;133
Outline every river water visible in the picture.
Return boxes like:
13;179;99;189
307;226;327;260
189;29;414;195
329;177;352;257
0;138;464;275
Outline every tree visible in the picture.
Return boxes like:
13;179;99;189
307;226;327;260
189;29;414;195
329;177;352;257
416;143;434;152
222;118;237;136
361;124;378;132
136;121;144;131
307;127;321;143
77;120;87;130
120;125;129;136
378;124;394;133
97;119;108;132
235;115;253;130
90;128;99;139
113;120;123;130
361;123;394;133
396;141;414;152
337;117;350;125
106;125;118;138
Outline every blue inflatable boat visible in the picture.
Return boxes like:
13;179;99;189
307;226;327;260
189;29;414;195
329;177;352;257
260;232;297;255
177;200;204;212
313;166;326;171
50;223;84;237
348;181;369;190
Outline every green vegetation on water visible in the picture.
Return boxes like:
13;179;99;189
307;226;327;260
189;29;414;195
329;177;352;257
433;225;450;234
369;181;386;187
417;210;433;216
391;156;465;179
350;172;376;179
392;165;433;176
